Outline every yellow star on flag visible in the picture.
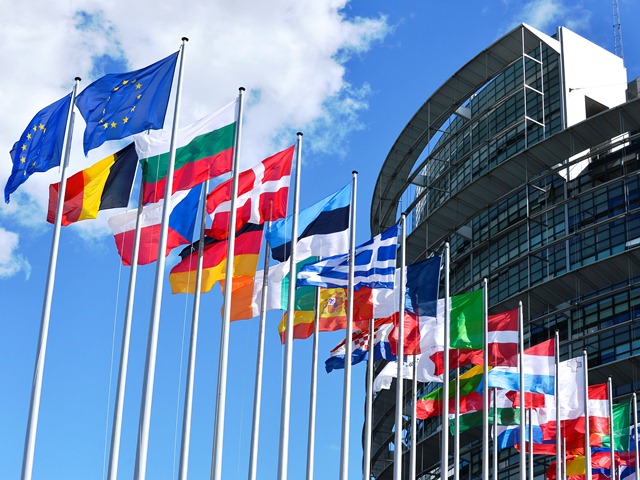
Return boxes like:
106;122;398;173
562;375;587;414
26;133;32;140
110;121;117;128
123;117;129;123
21;145;26;151
136;83;142;89
20;157;26;163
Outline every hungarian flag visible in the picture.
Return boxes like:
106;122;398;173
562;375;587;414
205;145;295;239
137;100;237;204
169;223;263;294
47;143;137;225
107;187;200;266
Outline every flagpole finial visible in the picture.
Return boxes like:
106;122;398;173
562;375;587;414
182;37;189;42
75;77;81;82
239;87;246;92
352;170;358;175
296;132;303;137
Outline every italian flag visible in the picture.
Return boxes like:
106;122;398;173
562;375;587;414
136;99;237;205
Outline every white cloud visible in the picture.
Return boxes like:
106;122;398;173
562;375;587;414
0;227;31;279
512;0;591;33
0;0;389;244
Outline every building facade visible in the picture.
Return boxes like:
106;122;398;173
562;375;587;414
369;24;640;479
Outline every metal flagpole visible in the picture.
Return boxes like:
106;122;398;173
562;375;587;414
135;37;188;480
493;388;498;480
608;377;615;480
441;243;450;480
338;170;358;480
394;212;407;480
210;88;248;480
454;367;460;480
555;330;561;480
410;354;418;480
518;302;525;480
178;180;208;480
248;224;272;480
563;438;567;480
584;350;592;480
528;408;533;480
633;393;639;480
305;282;322;480
363;317;375;480
277;132;304;480
107;186;145;480
21;77;80;480
482;278;489;480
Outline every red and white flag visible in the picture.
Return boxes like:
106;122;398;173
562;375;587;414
205;145;294;239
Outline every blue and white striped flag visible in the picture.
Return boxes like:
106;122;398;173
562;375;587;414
297;223;399;290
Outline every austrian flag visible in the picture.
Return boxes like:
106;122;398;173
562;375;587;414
205;145;295;239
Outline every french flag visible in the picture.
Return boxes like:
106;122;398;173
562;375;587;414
325;318;395;373
487;338;555;394
108;187;200;266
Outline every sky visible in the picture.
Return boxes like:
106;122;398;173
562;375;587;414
1;1;639;479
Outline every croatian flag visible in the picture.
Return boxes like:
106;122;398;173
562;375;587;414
108;187;200;266
487;338;555;394
297;223;399;290
325;318;395;373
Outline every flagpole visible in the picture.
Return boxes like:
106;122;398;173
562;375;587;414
562;438;567;480
211;87;247;480
454;367;460;480
482;278;489;480
107;185;145;480
492;388;498;480
248;225;272;480
555;330;561;480
518;301;525;480
608;376;615;480
277;132;304;480
584;349;592;480
305;284;321;480
528;407;533;480
338;170;358;480
441;242;451;480
21;77;80;480
134;37;188;480
363;316;375;480
632;392;638;480
410;354;418;480
393;212;407;480
178;181;208;480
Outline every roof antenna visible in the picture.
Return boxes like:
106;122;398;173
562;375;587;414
612;0;625;62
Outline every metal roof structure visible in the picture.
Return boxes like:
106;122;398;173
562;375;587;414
371;23;560;235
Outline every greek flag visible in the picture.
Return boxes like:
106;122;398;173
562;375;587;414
297;223;399;290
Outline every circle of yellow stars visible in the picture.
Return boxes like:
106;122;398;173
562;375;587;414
18;122;47;175
97;78;144;131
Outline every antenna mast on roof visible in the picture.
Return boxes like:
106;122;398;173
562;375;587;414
612;0;625;61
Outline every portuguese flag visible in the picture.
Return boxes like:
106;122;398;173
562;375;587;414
47;142;137;226
137;99;237;205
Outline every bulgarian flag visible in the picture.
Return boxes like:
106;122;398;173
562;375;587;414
137;99;237;204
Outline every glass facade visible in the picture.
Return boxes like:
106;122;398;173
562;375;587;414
370;27;640;480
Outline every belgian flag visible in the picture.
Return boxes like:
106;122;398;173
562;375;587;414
47;142;137;225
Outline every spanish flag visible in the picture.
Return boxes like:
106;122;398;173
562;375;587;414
47;143;137;225
169;223;263;294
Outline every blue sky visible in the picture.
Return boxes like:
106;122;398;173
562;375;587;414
1;1;639;479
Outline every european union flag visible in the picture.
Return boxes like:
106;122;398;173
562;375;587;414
4;93;72;203
76;51;178;155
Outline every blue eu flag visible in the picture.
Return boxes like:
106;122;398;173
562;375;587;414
76;51;178;155
4;93;72;203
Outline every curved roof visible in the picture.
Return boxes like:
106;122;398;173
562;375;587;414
370;23;560;235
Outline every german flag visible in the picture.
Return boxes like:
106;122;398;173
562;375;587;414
169;223;263;294
47;143;137;225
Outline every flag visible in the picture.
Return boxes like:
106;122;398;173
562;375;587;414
266;182;351;262
416;365;484;419
5;93;72;203
431;308;519;372
297;223;399;290
169;223;262;294
449;288;484;349
137;100;237;204
76;52;178;155
452;388;521;434
404;257;442;316
206;145;294;239
324;318;395;373
107;187;199;266
496;408;546;452
47;143;137;225
373;356;420;393
487;338;555;394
